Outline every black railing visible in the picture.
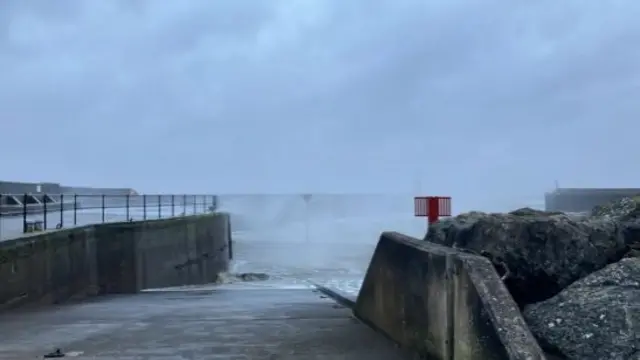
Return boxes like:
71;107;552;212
0;194;217;240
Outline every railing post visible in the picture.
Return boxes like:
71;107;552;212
0;194;3;239
193;195;196;214
101;194;105;223
183;194;187;215
22;193;27;233
59;194;64;228
73;194;78;226
171;194;175;217
126;194;130;221
143;194;147;220
158;194;162;219
43;193;48;230
228;223;233;260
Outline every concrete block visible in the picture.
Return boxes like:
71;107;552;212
0;213;231;311
354;231;546;360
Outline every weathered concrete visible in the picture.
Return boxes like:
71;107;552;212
0;213;230;310
0;181;61;195
354;231;547;360
0;283;409;359
545;187;640;212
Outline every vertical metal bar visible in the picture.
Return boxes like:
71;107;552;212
126;194;130;221
101;194;106;223
193;195;196;214
43;193;48;230
73;194;78;226
59;194;64;228
203;195;208;213
228;224;233;260
0;194;3;239
22;193;27;233
158;195;162;219
183;194;187;215
171;195;175;217
143;194;147;220
427;197;439;224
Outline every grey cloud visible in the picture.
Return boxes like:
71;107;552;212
1;0;640;209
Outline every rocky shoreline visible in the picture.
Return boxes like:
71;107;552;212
424;198;639;360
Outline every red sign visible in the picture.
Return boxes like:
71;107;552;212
414;196;452;224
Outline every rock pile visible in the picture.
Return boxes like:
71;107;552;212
424;197;640;360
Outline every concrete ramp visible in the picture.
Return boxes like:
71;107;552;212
354;231;546;360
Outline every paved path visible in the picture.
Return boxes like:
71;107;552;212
0;282;408;359
0;215;417;359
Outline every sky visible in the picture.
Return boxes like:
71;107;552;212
1;0;640;210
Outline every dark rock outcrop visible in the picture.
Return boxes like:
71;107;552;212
425;198;640;359
424;208;628;306
592;196;640;258
523;258;640;360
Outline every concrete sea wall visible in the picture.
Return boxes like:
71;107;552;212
0;213;231;310
354;232;546;360
0;180;138;216
0;181;61;195
545;188;640;213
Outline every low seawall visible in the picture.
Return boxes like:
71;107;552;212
354;232;546;360
545;188;640;212
0;213;231;310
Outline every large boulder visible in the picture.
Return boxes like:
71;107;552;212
424;208;629;306
523;258;640;360
592;196;640;258
591;195;640;220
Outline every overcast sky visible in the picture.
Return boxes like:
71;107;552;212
1;1;640;210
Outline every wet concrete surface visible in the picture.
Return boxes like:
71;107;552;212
0;283;409;359
0;213;420;359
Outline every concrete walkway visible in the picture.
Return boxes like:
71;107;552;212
0;282;408;359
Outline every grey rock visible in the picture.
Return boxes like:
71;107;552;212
523;258;640;360
591;196;640;258
424;209;628;306
591;196;640;221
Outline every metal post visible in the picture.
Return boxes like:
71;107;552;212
193;195;196;214
158;195;162;219
126;194;130;221
73;194;78;226
43;193;48;230
427;197;439;225
59;194;64;228
0;194;3;239
203;195;208;212
22;193;27;233
183;194;187;215
171;195;175;217
227;224;233;260
101;194;106;223
143;194;147;220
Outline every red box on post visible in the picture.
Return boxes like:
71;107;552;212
414;196;451;224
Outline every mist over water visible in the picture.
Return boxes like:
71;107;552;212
218;194;427;294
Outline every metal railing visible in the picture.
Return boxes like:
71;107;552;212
0;194;217;240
